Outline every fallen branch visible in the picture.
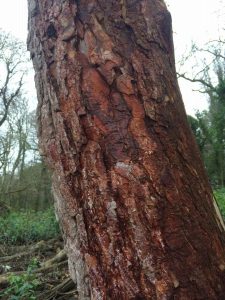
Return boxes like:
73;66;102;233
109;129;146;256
37;277;76;300
41;249;67;268
0;238;59;264
0;260;68;287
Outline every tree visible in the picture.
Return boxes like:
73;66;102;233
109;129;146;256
187;113;209;153
0;31;53;212
0;97;29;195
0;31;28;210
0;30;28;128
0;103;53;210
179;36;225;186
28;0;225;298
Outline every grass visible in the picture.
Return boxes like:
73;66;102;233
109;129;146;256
0;208;60;245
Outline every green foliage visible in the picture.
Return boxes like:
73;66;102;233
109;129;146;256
182;37;225;187
188;85;225;187
0;209;60;245
214;188;225;219
187;113;209;152
0;259;40;300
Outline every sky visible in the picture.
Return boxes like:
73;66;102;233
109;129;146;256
167;0;224;115
0;0;223;115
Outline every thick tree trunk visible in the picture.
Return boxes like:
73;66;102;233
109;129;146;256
28;0;225;299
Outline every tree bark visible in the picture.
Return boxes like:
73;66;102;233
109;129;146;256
28;0;225;299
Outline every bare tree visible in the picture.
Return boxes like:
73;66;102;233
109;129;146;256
0;97;28;194
0;30;28;127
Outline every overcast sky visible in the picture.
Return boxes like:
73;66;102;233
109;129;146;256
167;0;224;115
0;0;223;115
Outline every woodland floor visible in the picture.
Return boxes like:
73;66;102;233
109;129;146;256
0;237;78;299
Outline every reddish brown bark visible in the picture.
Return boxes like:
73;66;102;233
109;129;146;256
28;0;225;299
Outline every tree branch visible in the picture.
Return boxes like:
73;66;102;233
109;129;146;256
177;72;216;92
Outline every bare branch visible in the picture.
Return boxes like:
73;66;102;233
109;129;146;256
177;72;216;91
0;30;27;128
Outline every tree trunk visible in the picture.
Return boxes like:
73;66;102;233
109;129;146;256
28;0;225;299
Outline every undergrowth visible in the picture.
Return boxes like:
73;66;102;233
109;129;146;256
214;188;225;219
0;208;60;245
0;258;40;300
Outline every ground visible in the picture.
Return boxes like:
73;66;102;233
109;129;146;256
0;237;77;299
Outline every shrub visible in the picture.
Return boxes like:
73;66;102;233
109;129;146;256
0;208;60;245
0;259;40;300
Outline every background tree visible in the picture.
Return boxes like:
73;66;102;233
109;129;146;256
180;35;225;186
187;112;209;152
0;30;27;127
0;96;53;210
0;30;53;211
28;0;225;298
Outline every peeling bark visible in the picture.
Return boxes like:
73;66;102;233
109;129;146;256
28;0;225;299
